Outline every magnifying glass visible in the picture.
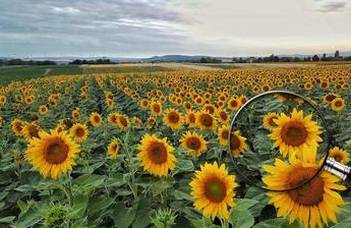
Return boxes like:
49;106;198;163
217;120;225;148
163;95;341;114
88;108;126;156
228;90;350;192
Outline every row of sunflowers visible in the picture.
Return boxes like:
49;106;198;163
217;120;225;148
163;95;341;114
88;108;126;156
0;64;351;227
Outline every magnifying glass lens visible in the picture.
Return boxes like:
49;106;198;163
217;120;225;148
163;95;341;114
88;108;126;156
229;91;329;191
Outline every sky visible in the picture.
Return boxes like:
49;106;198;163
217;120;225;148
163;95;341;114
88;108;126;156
0;0;350;57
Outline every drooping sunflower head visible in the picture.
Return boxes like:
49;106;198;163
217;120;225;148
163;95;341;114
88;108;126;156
180;131;208;157
269;109;322;159
262;112;279;131
229;130;247;156
163;108;183;130
329;146;349;164
190;162;237;220
89;112;103;128
195;111;216;131
138;134;176;177
263;157;346;227
11;118;24;136
69;123;89;143
107;139;120;159
218;125;229;145
22;122;41;139
331;97;345;112
25;130;80;179
323;93;337;104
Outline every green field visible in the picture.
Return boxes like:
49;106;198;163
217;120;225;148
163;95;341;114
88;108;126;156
0;65;174;85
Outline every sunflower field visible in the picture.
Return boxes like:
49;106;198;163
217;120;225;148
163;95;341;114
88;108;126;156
0;64;351;228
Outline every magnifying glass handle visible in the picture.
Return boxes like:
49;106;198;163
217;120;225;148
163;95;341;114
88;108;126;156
324;157;351;181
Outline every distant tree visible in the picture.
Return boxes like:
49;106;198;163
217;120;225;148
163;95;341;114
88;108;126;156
312;55;320;61
321;53;327;61
335;50;340;58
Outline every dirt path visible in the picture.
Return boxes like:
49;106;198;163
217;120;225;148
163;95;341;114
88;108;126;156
43;68;52;75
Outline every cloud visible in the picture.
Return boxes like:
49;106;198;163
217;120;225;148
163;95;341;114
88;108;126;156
51;6;81;14
316;1;347;12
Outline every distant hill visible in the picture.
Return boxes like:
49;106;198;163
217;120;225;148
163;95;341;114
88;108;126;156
278;51;351;58
146;55;209;62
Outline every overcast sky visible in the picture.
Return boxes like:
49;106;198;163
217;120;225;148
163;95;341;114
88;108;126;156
0;0;350;57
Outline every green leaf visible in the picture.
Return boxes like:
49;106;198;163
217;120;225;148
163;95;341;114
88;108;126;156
72;194;89;217
87;196;115;216
172;190;192;201
151;180;173;196
253;218;286;228
73;174;105;190
331;203;351;228
175;160;194;173
15;206;42;228
234;199;259;211
0;216;16;224
229;209;255;228
112;202;136;228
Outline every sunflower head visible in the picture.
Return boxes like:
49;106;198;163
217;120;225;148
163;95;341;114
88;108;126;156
89;112;103;128
329;146;349;164
218;125;229;145
262;112;279;131
180;131;207;157
195;111;216;131
228;97;241;111
269;109;322;159
150;101;162;116
138;134;176;177
229;130;247;156
22;122;41;139
107;139;120;159
117;114;130;130
263;157;346;227
25;130;80;179
331;97;345;112
190;162;237;220
38;105;48;115
69;123;89;143
163;108;183;130
11;119;24;136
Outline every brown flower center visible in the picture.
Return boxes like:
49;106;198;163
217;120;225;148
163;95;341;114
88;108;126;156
119;117;128;127
204;177;227;203
152;104;161;113
221;130;229;140
168;112;180;123
230;133;241;150
287;167;324;206
186;137;201;150
94;115;101;123
326;94;336;102
230;100;238;108
45;139;69;164
219;111;228;121
75;128;85;137
281;121;307;146
148;142;168;164
199;113;213;128
334;100;343;107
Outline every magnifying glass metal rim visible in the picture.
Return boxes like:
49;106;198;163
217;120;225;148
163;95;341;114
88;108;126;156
228;90;332;192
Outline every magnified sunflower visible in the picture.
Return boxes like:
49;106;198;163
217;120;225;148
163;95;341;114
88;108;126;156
269;109;322;160
190;162;237;220
70;123;89;143
180;131;207;156
25;130;80;179
107;139;120;159
163;108;183;130
230;130;247;156
262;112;279;131
263;156;346;227
138;134;176;177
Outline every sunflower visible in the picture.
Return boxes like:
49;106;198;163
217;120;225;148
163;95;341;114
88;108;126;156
323;93;337;104
150;101;162;116
138;134;176;176
331;97;345;112
262;112;279;131
117;114;130;130
230;130;247;156
218;125;229;145
38;105;48;115
22;122;41;139
216;109;229;123
329;147;349;164
263;156;346;227
190;162;237;220
185;111;197;128
227;97;241;111
163;108;183;130
0;116;3;128
69;124;89;143
147;116;156;128
0;95;6;105
195;111;216;130
107;139;120;159
11;119;24;136
25;130;80;179
72;109;80;120
269;109;322;160
180;131;207;156
108;112;119;127
89;112;103;128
